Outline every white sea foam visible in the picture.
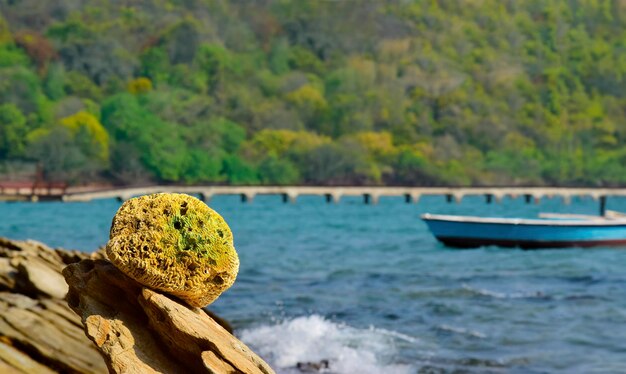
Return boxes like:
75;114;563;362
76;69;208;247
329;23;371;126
239;314;415;374
436;324;487;339
461;283;546;299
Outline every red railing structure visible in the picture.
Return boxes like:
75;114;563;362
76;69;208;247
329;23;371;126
0;180;67;197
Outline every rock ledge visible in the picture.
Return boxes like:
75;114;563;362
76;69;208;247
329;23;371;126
0;237;274;374
0;237;107;373
63;259;274;374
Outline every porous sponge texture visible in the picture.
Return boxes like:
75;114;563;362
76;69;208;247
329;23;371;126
106;193;239;307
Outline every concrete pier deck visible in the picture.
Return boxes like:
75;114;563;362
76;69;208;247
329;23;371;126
26;186;626;204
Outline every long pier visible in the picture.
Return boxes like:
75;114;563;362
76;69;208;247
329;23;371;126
3;186;625;205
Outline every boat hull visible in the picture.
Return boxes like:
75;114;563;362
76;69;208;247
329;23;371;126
422;214;626;249
436;236;626;249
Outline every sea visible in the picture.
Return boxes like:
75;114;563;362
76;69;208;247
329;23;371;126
2;194;626;374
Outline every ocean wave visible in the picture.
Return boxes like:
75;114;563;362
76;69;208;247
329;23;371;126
461;284;550;300
239;314;416;374
406;284;552;301
435;324;487;339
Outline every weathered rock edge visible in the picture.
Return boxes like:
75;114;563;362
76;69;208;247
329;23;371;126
0;237;107;373
63;259;275;374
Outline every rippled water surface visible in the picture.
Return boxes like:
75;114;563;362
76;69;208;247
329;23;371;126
3;194;626;373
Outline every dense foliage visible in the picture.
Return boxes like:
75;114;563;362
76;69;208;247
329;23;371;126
0;0;625;186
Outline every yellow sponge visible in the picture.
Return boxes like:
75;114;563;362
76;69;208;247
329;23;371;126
106;193;239;307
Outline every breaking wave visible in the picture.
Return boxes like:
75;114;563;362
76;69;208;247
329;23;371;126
239;315;416;374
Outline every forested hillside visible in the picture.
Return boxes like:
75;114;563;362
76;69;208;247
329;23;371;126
0;0;625;186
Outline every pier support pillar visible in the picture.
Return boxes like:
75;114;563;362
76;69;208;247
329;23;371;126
486;194;493;204
562;195;571;205
241;193;255;203
325;193;340;204
117;194;134;202
445;194;462;203
282;193;297;204
524;194;532;204
600;196;607;216
404;194;420;204
199;192;212;203
364;194;379;205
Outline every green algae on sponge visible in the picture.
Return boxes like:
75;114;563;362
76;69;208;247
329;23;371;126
105;193;239;308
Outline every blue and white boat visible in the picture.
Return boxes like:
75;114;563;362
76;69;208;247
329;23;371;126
421;212;626;248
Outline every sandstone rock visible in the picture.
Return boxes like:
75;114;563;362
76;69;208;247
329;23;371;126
201;351;238;373
0;257;16;291
0;341;57;374
64;259;183;374
106;193;240;308
63;259;274;374
16;257;68;299
0;237;108;374
0;295;104;373
0;231;266;374
139;288;272;374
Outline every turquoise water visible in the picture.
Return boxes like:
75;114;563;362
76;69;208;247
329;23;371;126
3;195;626;373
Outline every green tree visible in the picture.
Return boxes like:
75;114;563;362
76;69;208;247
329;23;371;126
27;127;101;182
392;148;431;185
0;67;52;124
0;104;28;158
108;141;151;185
44;63;66;100
140;47;170;84
258;155;300;185
269;38;290;74
297;140;376;184
182;149;225;184
196;44;230;94
101;93;187;181
222;155;259;184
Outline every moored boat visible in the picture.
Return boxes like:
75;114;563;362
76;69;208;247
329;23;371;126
421;213;626;249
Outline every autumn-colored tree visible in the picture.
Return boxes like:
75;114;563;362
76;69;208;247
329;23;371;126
59;111;110;163
127;77;153;94
14;31;57;73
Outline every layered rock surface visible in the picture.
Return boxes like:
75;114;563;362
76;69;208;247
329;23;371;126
0;237;274;374
0;237;107;373
63;259;274;374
